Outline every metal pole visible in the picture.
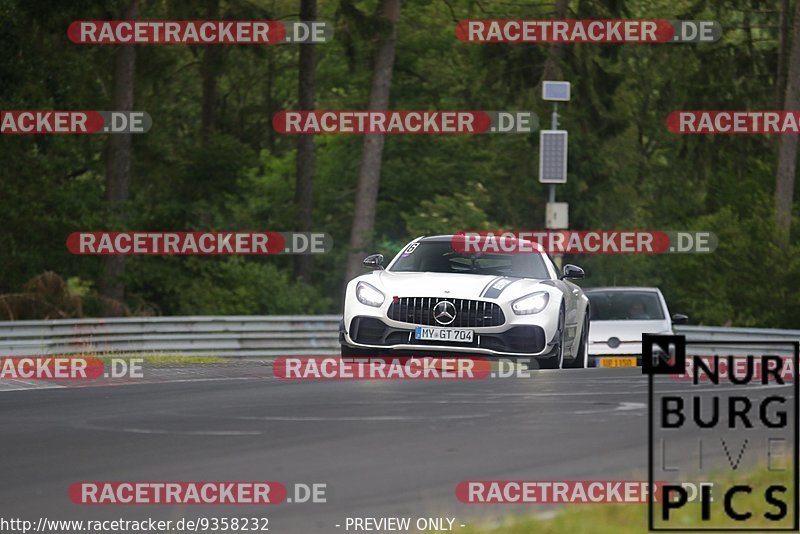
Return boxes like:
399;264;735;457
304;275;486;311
550;102;562;270
551;102;558;130
549;103;558;204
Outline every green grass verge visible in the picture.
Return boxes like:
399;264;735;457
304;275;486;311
80;352;226;364
459;464;795;533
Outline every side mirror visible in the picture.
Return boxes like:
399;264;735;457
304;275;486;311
561;264;584;280
362;253;384;270
671;313;689;325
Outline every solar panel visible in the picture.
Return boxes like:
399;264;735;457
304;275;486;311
542;81;571;101
539;130;568;184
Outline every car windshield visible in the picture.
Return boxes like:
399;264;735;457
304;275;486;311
586;290;665;321
389;240;551;278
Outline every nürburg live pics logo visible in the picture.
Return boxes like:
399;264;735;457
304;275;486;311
645;334;799;531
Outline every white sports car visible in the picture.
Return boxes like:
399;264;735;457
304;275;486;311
339;235;591;369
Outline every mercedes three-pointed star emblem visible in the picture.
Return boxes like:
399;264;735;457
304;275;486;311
433;300;457;326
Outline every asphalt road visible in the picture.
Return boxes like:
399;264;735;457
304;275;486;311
0;361;795;533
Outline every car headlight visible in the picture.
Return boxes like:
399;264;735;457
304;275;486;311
356;281;385;307
511;291;550;315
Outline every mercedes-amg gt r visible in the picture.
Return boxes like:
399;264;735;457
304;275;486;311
340;235;590;369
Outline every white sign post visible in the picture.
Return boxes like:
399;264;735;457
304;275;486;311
540;81;571;267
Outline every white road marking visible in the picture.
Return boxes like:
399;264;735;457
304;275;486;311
574;401;647;415
0;380;65;392
0;376;263;393
228;414;492;422
74;422;263;436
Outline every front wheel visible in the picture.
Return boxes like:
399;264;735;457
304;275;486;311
538;306;565;370
565;314;589;369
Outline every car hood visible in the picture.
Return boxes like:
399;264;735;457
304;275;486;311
589;320;672;343
359;271;552;301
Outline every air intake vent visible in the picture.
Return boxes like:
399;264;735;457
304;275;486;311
387;298;505;327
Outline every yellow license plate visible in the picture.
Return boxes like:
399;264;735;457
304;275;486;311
599;357;638;368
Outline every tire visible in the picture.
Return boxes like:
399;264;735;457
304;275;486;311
539;305;565;370
565;313;589;369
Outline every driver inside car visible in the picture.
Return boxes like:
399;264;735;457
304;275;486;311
627;300;650;320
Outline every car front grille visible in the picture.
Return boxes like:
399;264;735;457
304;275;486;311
387;297;505;327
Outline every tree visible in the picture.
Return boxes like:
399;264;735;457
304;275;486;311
200;0;221;146
100;0;137;315
541;0;569;81
344;0;402;283
775;0;800;243
294;0;317;283
776;0;790;108
1;0;797;326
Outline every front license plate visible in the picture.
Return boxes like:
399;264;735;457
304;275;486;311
598;357;638;368
415;326;474;343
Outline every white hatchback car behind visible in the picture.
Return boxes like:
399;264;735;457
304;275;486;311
584;287;688;367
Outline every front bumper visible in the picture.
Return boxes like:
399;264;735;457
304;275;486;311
340;316;555;358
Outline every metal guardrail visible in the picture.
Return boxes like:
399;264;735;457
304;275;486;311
674;325;799;356
0;316;796;357
0;316;342;357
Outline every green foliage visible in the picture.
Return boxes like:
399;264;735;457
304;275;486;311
66;276;92;298
0;0;798;324
403;182;495;237
174;257;331;315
